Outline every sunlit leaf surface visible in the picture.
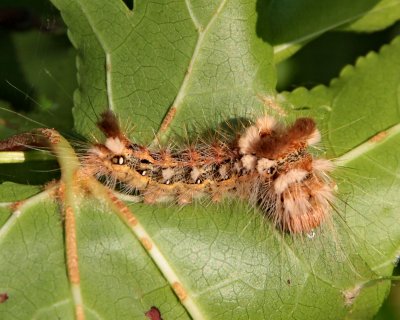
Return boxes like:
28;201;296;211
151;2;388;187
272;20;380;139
0;1;399;319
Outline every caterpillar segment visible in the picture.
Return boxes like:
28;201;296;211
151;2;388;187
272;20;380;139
83;111;335;233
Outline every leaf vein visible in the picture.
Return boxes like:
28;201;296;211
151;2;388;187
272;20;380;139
336;122;400;166
153;0;229;141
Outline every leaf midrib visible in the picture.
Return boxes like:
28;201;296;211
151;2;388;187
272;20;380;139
153;0;229;142
335;122;400;166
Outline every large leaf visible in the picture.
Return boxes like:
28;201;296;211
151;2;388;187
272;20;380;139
52;0;274;142
342;0;400;32
263;0;378;43
1;1;400;319
268;0;400;62
279;36;400;269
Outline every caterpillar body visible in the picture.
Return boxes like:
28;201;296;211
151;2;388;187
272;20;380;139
82;111;335;234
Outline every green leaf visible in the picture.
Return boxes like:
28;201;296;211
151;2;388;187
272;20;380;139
275;30;397;91
0;194;74;319
1;1;400;319
269;0;398;63
280;37;400;158
76;199;190;319
0;182;41;203
341;0;400;32
264;0;379;43
280;36;400;271
0;182;41;228
51;0;275;141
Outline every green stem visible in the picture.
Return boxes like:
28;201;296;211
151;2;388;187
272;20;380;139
0;150;56;163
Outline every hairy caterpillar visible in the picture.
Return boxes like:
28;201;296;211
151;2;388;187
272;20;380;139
80;111;336;234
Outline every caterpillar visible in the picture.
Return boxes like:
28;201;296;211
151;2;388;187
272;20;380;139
80;111;336;234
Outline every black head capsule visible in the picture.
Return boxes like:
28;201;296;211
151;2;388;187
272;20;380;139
112;155;125;165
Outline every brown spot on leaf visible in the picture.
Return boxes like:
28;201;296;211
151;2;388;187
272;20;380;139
159;107;177;132
172;282;187;301
141;237;153;250
0;292;9;303
65;205;80;285
370;131;387;143
10;200;23;212
343;284;362;306
106;190;138;226
75;305;85;320
145;306;163;320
